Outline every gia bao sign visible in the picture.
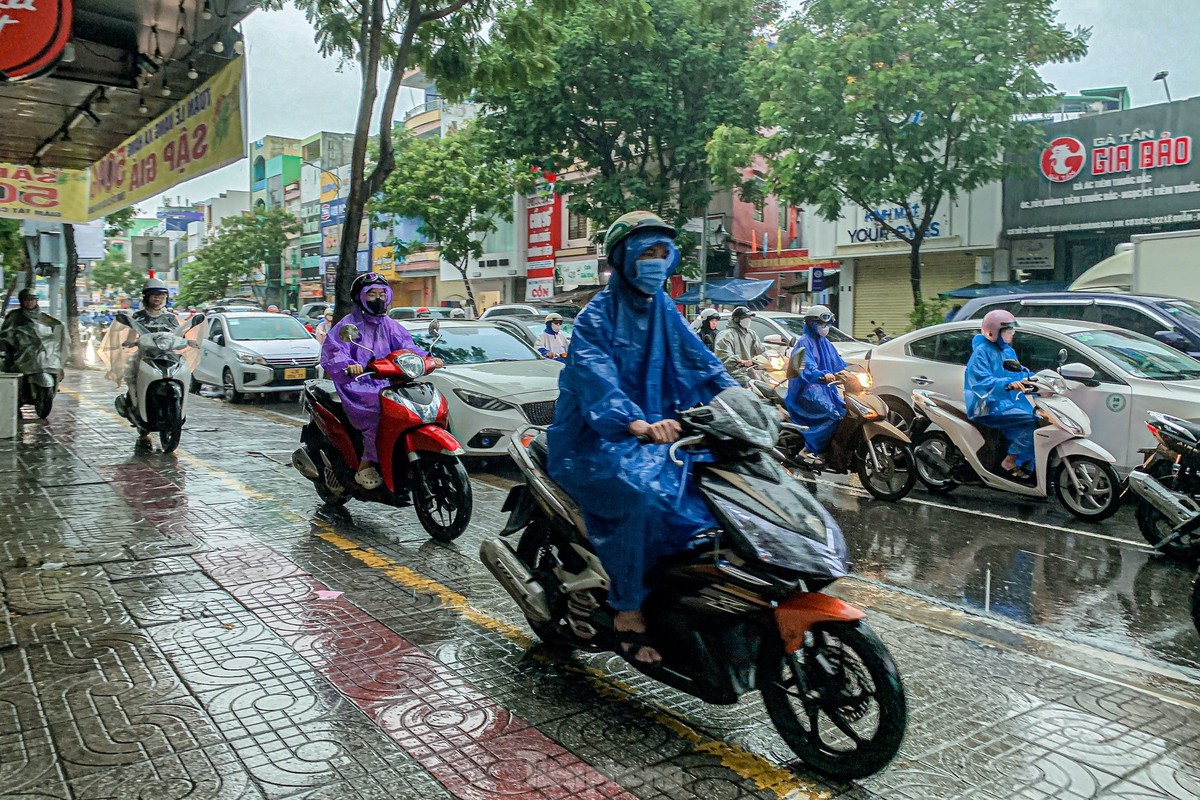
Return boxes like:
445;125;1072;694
1005;95;1200;236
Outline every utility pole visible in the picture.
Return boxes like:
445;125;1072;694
698;204;708;308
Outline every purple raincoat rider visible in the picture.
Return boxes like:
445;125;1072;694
547;211;738;667
320;273;443;489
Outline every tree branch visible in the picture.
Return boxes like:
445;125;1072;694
420;0;472;24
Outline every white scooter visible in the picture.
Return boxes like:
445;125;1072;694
909;359;1121;522
104;312;205;453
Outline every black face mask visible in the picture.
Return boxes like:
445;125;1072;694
365;298;387;316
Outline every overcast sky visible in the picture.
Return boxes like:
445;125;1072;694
140;0;1200;216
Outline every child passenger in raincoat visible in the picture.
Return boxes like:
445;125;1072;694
547;211;737;666
964;309;1037;479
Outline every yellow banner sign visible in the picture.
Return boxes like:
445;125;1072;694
0;163;90;223
88;57;247;217
372;246;395;274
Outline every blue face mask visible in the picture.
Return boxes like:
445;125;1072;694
622;231;680;296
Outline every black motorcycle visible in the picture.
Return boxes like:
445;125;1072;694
1125;412;1200;562
482;393;907;780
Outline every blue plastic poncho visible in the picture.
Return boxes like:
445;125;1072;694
964;333;1037;471
784;321;847;454
321;283;426;465
547;231;738;612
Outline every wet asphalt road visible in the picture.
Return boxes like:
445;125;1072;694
236;388;1200;676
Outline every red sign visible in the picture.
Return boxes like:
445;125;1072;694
0;0;73;82
525;193;561;279
1040;136;1086;183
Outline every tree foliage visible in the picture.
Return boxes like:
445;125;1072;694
708;0;1089;304
90;249;145;297
177;210;300;308
103;208;137;239
373;124;520;313
264;0;584;319
478;0;770;236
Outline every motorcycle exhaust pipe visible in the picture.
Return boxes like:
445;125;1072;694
291;447;320;480
480;538;553;624
915;445;952;477
1127;471;1200;529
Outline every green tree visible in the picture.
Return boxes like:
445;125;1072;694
90;249;145;297
479;0;769;243
264;0;586;319
103;207;137;238
708;0;1089;306
177;209;300;308
0;219;28;312
373;125;520;314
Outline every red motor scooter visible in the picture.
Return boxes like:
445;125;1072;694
292;320;473;541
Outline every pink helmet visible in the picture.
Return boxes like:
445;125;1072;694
981;309;1018;339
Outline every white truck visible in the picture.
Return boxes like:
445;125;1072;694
1070;229;1200;301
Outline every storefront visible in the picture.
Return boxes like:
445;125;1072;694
741;249;840;315
1004;96;1200;281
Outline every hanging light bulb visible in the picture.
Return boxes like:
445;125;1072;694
201;0;213;20
187;61;198;80
139;97;149;114
212;40;225;54
161;82;172;98
177;27;189;47
233;37;244;55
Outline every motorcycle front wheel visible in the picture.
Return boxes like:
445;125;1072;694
159;423;183;454
760;621;906;780
1055;457;1120;522
412;453;472;542
856;435;916;501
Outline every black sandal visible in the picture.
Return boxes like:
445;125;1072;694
614;628;662;666
1007;467;1032;481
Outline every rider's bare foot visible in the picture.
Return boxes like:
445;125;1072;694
614;609;662;665
1000;456;1017;472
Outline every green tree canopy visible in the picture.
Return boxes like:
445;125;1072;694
708;0;1089;306
373;124;521;313
478;0;771;237
177;209;300;308
90;249;145;297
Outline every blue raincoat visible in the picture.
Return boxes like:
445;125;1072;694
547;234;738;612
964;334;1036;471
785;322;847;454
321;283;426;465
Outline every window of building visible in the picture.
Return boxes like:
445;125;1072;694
568;210;589;243
751;174;766;222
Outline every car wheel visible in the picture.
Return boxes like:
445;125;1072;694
882;397;914;434
222;368;243;404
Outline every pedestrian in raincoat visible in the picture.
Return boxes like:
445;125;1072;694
547;211;738;666
965;309;1037;479
714;306;764;385
784;305;847;465
313;309;335;344
536;313;569;361
321;273;444;489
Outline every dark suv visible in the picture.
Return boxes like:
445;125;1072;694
951;293;1200;357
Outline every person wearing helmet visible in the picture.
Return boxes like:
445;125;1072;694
267;304;280;313
695;308;720;352
547;211;738;666
321;273;444;489
536;313;569;361
0;288;67;380
714;306;765;385
784;305;848;466
449;307;467;319
966;309;1037;479
133;277;179;333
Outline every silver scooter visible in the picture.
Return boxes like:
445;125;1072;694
910;360;1121;522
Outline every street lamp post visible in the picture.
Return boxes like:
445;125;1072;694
1154;71;1173;103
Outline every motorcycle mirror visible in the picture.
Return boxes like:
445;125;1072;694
114;311;133;328
428;319;441;337
339;324;360;343
188;313;205;329
1002;359;1024;372
763;334;785;346
786;346;806;381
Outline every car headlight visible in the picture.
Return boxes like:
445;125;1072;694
454;388;514;411
236;351;267;365
394;353;426;379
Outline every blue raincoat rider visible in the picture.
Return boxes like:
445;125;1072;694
964;309;1037;479
547;211;738;666
784;305;847;465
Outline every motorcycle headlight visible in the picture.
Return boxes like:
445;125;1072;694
236;351;267;366
152;333;175;350
394;353;426;379
768;354;785;371
857;371;873;390
454;388;513;411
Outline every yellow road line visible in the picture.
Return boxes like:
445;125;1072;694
59;384;828;799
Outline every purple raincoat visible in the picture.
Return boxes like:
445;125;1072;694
320;284;426;464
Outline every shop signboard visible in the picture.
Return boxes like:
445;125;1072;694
1011;237;1055;271
0;0;73;82
372;246;395;274
526;276;555;301
0;163;89;223
1005;96;1200;236
555;258;597;286
836;202;951;250
526;193;562;284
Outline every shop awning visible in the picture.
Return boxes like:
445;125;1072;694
674;279;775;308
939;281;1072;300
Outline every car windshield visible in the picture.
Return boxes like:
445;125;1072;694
1160;299;1200;327
1070;329;1200;381
772;315;855;343
409;325;540;364
225;316;311;341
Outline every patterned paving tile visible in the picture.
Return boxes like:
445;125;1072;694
67;743;265;800
114;573;246;627
148;615;315;694
193;545;309;588
8;604;137;646
2;567;120;614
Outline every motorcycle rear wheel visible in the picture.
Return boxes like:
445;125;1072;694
912;431;958;494
856;435;916;501
31;383;54;419
412;453;472;542
1133;470;1200;562
760;621;906;780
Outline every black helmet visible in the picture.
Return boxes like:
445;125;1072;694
351;272;392;315
18;288;37;302
731;306;755;322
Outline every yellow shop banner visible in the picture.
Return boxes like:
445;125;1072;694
0;163;90;223
88;57;247;217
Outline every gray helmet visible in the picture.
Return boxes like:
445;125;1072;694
142;277;169;295
698;308;720;321
731;306;755;322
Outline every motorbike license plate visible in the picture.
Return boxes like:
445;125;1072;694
284;368;307;380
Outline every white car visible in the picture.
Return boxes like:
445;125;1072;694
194;312;321;402
856;318;1200;475
399;319;562;457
